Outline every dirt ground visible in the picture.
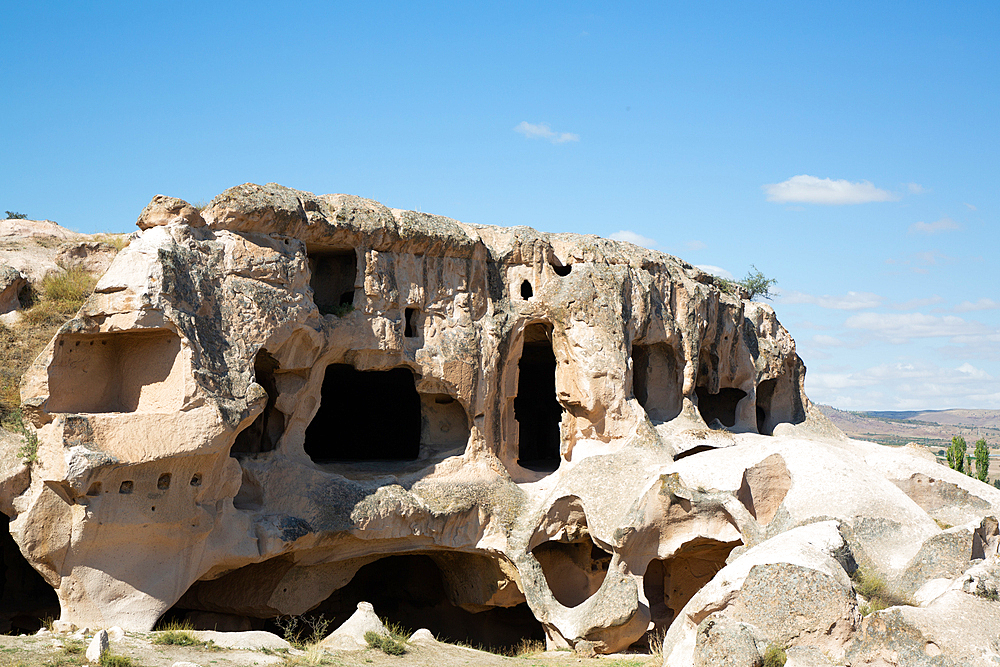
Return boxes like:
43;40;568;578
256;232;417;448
0;632;660;667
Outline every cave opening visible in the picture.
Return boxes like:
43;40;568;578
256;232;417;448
694;386;747;429
515;324;562;470
552;263;571;277
632;343;683;423
0;516;59;635
642;537;742;635
298;555;543;651
232;349;284;456
531;538;612;608
309;250;357;315
520;280;533;299
304;364;421;462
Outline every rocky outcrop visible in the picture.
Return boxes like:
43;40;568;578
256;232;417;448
3;183;1000;662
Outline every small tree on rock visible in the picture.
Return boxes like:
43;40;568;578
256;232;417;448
737;265;777;301
974;438;990;483
947;436;967;474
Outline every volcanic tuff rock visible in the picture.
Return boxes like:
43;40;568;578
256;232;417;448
3;183;1000;664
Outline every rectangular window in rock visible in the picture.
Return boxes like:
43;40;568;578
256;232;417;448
305;364;421;462
46;330;184;414
308;250;357;316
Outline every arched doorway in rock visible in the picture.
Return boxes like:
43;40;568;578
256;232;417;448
642;537;742;635
0;515;59;635
514;323;563;471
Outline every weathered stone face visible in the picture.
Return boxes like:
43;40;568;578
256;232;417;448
8;183;1000;658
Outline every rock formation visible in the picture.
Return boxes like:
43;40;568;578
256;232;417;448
2;183;999;664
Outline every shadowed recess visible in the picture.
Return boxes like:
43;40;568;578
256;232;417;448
515;324;562;470
305;364;421;462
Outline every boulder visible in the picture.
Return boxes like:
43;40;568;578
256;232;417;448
0;265;26;316
320;601;388;650
86;629;108;661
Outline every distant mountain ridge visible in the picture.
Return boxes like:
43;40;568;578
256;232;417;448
818;405;1000;449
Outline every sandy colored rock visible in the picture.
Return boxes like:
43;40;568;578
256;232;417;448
3;183;1000;665
321;601;388;650
87;629;109;661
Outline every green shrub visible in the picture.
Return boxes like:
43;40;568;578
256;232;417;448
852;567;913;614
98;652;139;667
4;212;27;220
364;631;406;655
737;265;777;301
762;643;787;666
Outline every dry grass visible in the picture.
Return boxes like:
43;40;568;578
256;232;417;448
93;234;132;252
852;567;914;615
0;267;95;425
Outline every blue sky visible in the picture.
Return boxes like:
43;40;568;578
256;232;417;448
2;1;997;410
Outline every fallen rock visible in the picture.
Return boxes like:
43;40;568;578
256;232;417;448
189;630;290;650
692;614;764;667
0;264;26;316
85;629;108;661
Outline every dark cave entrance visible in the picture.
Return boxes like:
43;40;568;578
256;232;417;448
515;324;562;470
297;555;544;651
309;250;357;315
694;386;746;429
232;349;284;456
0;516;59;635
304;364;421;462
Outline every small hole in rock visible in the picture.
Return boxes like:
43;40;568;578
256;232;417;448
552;263;571;276
190;474;202;486
520;280;533;300
151;506;155;512
119;481;134;494
157;473;171;490
86;482;102;496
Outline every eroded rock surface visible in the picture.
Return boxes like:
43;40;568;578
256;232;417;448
3;183;1000;663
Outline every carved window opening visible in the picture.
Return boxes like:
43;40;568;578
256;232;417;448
232;350;285;456
642;537;742;635
404;307;419;338
532;538;612;608
632;343;683;423
46;330;184;414
308;249;357;316
552;262;571;276
754;375;805;436
0;515;59;634
515;324;562;471
520;280;533;300
694;386;746;429
304;365;421;462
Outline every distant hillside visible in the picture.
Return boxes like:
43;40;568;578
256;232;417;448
818;405;1000;450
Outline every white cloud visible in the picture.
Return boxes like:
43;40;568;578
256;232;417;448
908;217;960;235
811;334;846;347
780;290;883;310
514;121;580;144
907;183;927;194
844;312;994;343
696;265;733;279
806;361;1000;410
762;175;898;205
684;240;706;251
954;298;1000;312
609;230;657;248
892;295;944;310
964;202;977;211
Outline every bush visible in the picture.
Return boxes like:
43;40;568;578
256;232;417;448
737;265;777;301
98;652;139;667
364;630;406;655
762;643;787;667
4;211;27;220
852;567;913;614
